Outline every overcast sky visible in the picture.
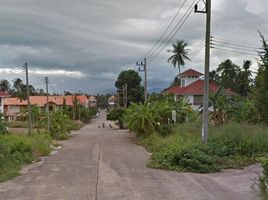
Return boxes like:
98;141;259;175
0;0;267;94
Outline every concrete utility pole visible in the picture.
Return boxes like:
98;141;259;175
117;92;120;109
24;63;32;135
136;58;148;101
45;77;50;132
124;83;128;108
195;0;211;143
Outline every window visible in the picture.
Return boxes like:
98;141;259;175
193;95;203;105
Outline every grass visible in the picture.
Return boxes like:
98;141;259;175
140;121;268;173
0;133;52;182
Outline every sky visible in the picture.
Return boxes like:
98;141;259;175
0;0;267;94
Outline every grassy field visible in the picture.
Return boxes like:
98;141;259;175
0;133;52;182
140;122;268;173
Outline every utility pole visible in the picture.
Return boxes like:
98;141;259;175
24;63;32;135
195;0;211;143
136;58;148;101
123;83;128;108
45;77;50;132
72;95;76;121
117;92;120;109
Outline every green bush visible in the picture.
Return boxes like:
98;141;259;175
0;114;8;135
107;108;125;129
0;133;51;182
80;107;97;124
141;121;268;173
257;157;268;199
48;110;74;140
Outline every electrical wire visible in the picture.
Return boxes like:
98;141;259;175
140;0;188;61
147;0;199;64
211;46;258;56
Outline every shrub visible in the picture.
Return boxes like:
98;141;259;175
0;114;8;135
80;107;97;124
0;133;51;182
256;157;268;199
107;108;125;129
172;144;219;173
141;121;268;173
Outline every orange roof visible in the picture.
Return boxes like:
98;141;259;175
4;95;89;107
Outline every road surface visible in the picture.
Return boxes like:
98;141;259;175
0;111;261;200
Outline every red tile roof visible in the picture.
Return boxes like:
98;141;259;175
166;80;236;96
4;95;89;107
0;91;11;98
179;69;203;77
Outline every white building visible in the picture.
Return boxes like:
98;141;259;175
0;91;10;114
165;69;236;110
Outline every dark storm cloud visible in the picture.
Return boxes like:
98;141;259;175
0;0;267;94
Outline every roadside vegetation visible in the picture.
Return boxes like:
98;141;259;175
0;102;97;183
108;32;268;183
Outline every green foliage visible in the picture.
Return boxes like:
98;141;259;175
0;114;8;135
107;108;125;128
167;40;191;74
47;110;74;139
255;157;268;199
80;107;97;123
115;70;144;104
0;133;51;182
216;59;240;92
125;102;159;135
230;97;260;123
124;95;194;135
141;121;268;173
254;32;268;124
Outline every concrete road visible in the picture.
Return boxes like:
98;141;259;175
0;111;261;200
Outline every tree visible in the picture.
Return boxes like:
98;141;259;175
254;32;268;123
0;79;11;92
209;70;220;84
12;78;35;100
216;59;240;91
237;60;252;97
170;76;181;87
167;40;191;74
115;70;144;105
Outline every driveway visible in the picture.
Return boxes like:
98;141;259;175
0;111;261;200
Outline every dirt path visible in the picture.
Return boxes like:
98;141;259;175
0;111;261;200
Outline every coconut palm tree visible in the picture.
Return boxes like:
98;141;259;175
167;40;191;74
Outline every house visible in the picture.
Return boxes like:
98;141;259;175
0;91;11;113
165;68;236;110
4;95;90;121
89;96;97;108
108;95;116;107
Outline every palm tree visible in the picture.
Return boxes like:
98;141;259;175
167;40;191;74
0;79;10;92
237;60;252;96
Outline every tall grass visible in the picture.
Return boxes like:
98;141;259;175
0;133;52;182
141;121;268;173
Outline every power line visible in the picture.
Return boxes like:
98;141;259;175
147;0;199;64
211;38;260;51
211;42;258;53
211;46;258;56
140;0;188;60
211;36;259;48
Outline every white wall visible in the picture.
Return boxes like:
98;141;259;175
183;77;200;87
10;105;20;113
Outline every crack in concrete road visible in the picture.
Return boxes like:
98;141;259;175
0;110;261;200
